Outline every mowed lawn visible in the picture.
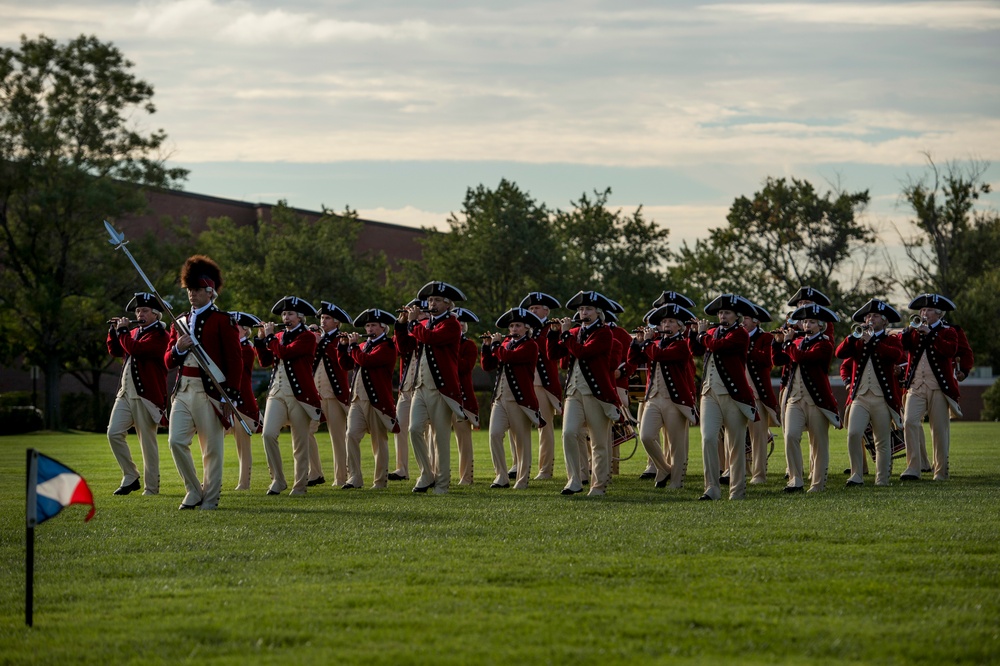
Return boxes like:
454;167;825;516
1;423;998;665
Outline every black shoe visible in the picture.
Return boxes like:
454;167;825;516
179;500;203;510
783;485;804;494
900;473;920;481
341;483;358;489
921;467;932;473
560;487;583;495
307;476;325;487
582;479;589;486
490;482;510;489
639;471;656;480
113;479;141;496
507;469;517;479
698;494;713;501
387;472;409;481
654;477;669;489
266;489;281;495
843;468;852;475
719;476;730;486
845;480;863;487
412;482;435;493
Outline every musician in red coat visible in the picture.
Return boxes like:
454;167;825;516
778;287;836;393
899;294;961;481
482;308;545;490
630;303;698;490
107;292;169;496
405;281;468;494
520;292;563;480
340;309;399;489
166;255;243;511
743;303;780;485
307;301;353;488
772;303;841;493
228;312;263;490
549;290;622;497
255;296;323;496
390;299;424;481
450;310;481;485
835;300;904;487
691;294;758;501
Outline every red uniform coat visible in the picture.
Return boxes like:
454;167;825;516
746;328;779;424
236;338;262;430
165;306;243;405
548;322;621;408
772;333;840;426
313;330;351;405
946;323;974;377
531;321;562;402
409;313;466;417
254;325;323;418
690;324;757;414
458;336;480;424
901;324;960;402
108;321;169;425
609;323;635;390
835;332;904;418
339;335;400;433
628;333;697;415
394;320;418;390
482;335;544;425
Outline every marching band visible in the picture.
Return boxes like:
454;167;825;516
106;253;975;508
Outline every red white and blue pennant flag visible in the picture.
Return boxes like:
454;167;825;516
27;450;95;526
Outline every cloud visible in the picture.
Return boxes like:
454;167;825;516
356;206;452;231
701;2;1000;30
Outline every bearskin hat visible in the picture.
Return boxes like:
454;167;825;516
180;255;223;291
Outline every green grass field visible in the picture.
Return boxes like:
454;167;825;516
1;424;998;665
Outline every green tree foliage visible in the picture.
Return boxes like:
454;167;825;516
0;34;187;427
669;176;885;325
197;202;397;322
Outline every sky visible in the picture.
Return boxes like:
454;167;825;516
3;0;999;259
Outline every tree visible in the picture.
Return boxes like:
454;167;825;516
669;176;885;324
399;179;558;327
197;202;398;319
552;188;671;327
0;34;187;428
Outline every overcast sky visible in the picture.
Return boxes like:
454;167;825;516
4;0;999;254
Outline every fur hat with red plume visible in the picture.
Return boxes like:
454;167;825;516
180;255;223;294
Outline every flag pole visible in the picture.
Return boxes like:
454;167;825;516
26;448;38;627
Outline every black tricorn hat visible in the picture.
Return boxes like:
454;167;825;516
452;307;480;324
519;292;561;309
405;298;428;309
318;301;352;323
604;310;619;323
126;292;162;312
565;290;616;311
353;308;396;327
907;293;956;312
790;304;840;323
704;294;756;316
642;307;658;324
746;301;773;323
649;304;696;326
787;286;831;307
852;299;901;323
180;255;223;291
230;311;261;327
496;308;544;330
606;298;625;314
417;281;466;302
652;291;696;308
270;296;318;316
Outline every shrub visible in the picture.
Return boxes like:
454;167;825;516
982;380;1000;421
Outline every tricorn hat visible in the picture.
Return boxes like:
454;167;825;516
353;308;396;327
230;311;261;328
270;296;318;316
417;281;466;302
606;298;625;314
649;303;696;326
704;294;756;317
790;303;840;323
565;290;616;312
787;286;831;307
907;293;956;312
405;298;428;309
652;291;696;308
318;301;352;323
496;308;544;330
452;307;480;324
126;292;162;312
604;310;619;323
519;292;561;310
746;301;773;323
180;255;223;292
852;299;901;323
642;307;658;324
